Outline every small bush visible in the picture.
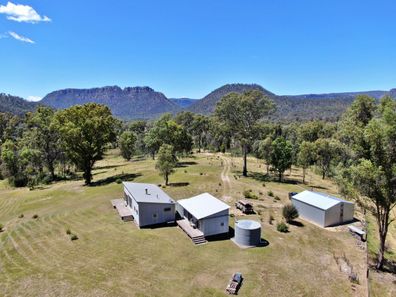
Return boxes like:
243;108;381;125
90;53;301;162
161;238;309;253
267;190;274;197
200;172;203;175
70;234;79;241
218;183;222;186
229;213;235;218
66;228;71;235
282;204;299;223
243;190;259;200
32;214;39;219
115;178;122;184
277;222;289;233
184;170;187;173
18;214;24;219
0;223;4;232
274;196;280;201
42;175;52;185
262;183;266;187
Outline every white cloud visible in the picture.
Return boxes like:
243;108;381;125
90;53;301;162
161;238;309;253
0;2;51;23
27;95;42;102
8;31;34;43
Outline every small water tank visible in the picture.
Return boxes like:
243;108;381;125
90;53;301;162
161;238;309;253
234;220;261;246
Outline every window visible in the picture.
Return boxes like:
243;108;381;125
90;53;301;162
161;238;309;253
164;207;171;212
153;213;157;218
220;222;224;226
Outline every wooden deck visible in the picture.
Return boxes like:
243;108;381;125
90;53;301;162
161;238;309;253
111;199;134;222
177;218;206;245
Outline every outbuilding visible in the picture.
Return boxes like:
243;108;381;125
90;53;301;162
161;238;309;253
123;182;176;227
291;191;354;227
176;193;230;237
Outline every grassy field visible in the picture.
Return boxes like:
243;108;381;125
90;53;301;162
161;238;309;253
0;149;387;297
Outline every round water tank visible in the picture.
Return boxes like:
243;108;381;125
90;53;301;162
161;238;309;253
234;220;261;246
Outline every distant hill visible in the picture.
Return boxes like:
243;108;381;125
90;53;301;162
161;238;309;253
169;98;197;108
40;86;180;119
187;84;276;114
0;93;38;115
3;83;394;121
187;84;395;121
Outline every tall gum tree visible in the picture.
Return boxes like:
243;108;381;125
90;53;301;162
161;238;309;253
53;103;118;185
215;90;275;176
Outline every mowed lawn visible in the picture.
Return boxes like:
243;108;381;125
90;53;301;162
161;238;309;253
0;150;368;297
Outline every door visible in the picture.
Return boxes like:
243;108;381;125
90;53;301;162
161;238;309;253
340;203;344;222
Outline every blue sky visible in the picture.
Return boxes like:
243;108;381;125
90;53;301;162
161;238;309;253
1;0;395;101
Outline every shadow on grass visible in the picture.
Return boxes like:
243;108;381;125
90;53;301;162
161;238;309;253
176;161;198;168
94;164;125;170
90;173;142;187
289;220;305;227
206;226;235;242
169;182;190;187
237;171;302;185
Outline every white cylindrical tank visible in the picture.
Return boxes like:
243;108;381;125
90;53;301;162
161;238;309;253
234;220;261;246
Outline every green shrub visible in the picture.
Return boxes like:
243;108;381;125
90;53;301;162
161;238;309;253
18;214;24;218
267;190;274;197
115;178;122;184
243;190;259;200
274;196;280;201
0;223;4;232
282;204;299;223
200;172;203;175
66;229;71;235
32;214;39;219
42;175;52;185
70;234;79;241
277;222;289;233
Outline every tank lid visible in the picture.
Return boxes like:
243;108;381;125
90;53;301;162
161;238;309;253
236;220;261;230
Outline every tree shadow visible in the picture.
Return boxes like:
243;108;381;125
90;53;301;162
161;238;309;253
169;182;190;187
90;173;142;187
289;220;305;227
240;171;302;185
94;164;125;170
176;161;198;168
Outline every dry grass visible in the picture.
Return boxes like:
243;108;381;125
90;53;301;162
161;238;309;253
0;150;383;296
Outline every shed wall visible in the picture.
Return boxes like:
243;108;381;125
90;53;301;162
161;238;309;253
291;198;325;227
200;214;229;236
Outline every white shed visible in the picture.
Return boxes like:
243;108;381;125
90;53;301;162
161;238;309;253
176;193;230;237
291;191;354;227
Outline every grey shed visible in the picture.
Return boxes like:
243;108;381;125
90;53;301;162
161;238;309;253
123;182;176;227
291;191;354;227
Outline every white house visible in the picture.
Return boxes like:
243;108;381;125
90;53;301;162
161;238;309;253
123;182;176;227
176;193;230;237
291;191;354;227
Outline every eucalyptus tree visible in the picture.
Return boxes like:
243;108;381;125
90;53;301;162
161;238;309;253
215;90;274;176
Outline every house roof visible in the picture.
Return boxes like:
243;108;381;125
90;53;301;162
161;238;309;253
177;193;230;220
123;182;175;204
292;190;353;210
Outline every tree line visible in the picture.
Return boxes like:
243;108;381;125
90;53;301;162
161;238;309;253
0;90;395;270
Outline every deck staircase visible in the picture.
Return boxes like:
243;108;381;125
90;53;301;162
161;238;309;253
177;218;207;245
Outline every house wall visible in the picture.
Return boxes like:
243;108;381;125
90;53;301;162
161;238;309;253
124;188;140;226
291;198;325;227
199;214;229;236
138;202;175;227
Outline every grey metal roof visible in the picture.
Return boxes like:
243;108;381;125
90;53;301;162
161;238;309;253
292;191;353;210
123;182;175;204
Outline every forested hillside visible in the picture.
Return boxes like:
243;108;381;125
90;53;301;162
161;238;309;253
0;93;38;115
41;86;180;119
